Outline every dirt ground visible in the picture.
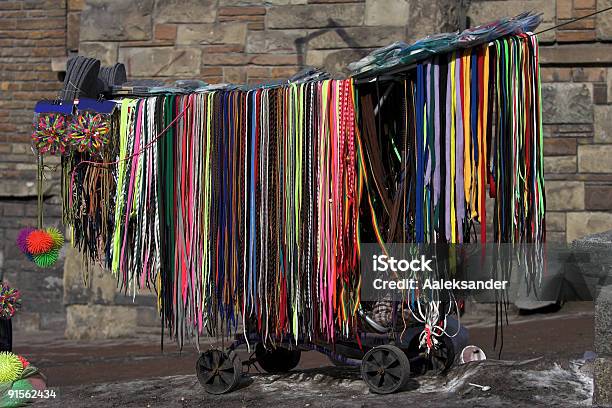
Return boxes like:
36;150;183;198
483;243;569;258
14;302;595;407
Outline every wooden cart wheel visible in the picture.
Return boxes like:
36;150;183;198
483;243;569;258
255;343;301;373
196;349;241;394
361;345;411;394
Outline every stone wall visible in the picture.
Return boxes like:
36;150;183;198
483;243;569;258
63;247;159;339
474;0;612;244
78;0;460;81
2;0;612;334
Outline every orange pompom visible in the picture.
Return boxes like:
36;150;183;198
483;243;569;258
26;229;54;255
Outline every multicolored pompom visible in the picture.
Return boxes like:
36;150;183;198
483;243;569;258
16;227;64;268
31;114;69;156
0;352;24;383
0;284;21;320
67;112;110;155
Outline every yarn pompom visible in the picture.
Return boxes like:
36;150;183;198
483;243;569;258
16;356;29;370
0;284;21;319
31;114;69;156
16;228;35;255
0;352;24;383
45;227;64;250
25;230;54;255
67;112;110;155
33;248;59;268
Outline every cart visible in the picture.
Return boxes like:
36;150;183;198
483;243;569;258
195;305;468;395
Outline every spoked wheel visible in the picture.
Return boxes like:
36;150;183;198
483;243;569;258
429;336;456;374
196;349;242;394
255;343;301;373
361;345;411;394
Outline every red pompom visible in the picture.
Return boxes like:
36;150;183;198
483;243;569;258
26;229;54;255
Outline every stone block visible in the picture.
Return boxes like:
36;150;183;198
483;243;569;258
68;0;84;11
540;44;612;65
137;306;160;327
267;4;365;29
155;0;216;23
586;185;612;211
247;29;302;54
119;47;201;76
308;26;406;49
0;180;42;198
575;0;596;9
546;212;566;232
90;263;118;305
556;30;596;43
80;0;154;41
176;23;247;45
544;138;577;156
595;285;612;355
542;83;592;125
578;145;612;173
594;106;612;143
557;123;594;136
250;54;297;65
65;304;138;339
79;42;118;66
597;0;612;40
557;0;572;19
203;52;251;65
63;245;91;305
223;66;247;83
544;155;576;174
270;66;296;78
154;24;177;41
546;181;584;211
219;6;266;15
594;83;608;105
594;357;612;406
567;212;612;242
67;11;80;51
365;0;409;26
